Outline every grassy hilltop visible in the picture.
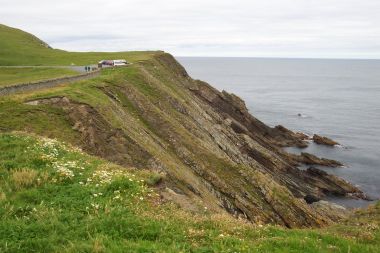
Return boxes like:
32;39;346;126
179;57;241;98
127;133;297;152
0;24;157;66
0;23;157;88
0;24;379;252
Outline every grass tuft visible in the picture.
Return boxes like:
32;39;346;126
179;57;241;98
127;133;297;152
11;168;38;190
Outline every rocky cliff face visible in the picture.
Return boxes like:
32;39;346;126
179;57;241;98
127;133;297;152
26;53;368;228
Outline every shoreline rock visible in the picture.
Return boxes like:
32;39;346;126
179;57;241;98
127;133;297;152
313;134;339;146
302;167;370;200
273;125;309;148
300;152;343;167
289;152;344;167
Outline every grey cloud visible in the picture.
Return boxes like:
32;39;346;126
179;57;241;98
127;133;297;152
0;0;379;58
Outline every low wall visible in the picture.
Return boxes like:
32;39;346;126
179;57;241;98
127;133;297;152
0;70;101;96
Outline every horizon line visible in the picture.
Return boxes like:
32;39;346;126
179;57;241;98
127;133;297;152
174;55;380;61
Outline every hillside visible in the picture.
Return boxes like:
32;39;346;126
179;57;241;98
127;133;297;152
0;24;156;66
0;24;379;252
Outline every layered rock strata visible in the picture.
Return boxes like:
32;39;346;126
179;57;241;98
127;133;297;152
25;53;368;227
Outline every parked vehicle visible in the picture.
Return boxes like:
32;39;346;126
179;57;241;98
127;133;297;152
98;59;128;68
113;59;128;66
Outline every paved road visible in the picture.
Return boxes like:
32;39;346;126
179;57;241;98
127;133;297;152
0;65;97;73
0;69;101;96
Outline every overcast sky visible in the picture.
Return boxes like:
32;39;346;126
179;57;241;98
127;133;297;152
1;0;379;58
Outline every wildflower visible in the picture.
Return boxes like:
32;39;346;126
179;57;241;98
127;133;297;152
56;167;74;179
91;203;100;209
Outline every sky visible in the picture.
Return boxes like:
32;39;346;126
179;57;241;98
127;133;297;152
0;0;379;58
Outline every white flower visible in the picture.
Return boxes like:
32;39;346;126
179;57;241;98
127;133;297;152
56;167;74;178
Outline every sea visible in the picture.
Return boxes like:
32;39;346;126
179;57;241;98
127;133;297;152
177;57;380;208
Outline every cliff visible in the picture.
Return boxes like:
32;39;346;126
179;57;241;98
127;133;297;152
2;52;366;228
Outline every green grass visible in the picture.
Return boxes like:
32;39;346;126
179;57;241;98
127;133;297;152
0;132;379;253
0;24;160;66
0;97;80;143
0;67;80;87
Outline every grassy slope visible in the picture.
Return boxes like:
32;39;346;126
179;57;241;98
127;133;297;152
0;132;379;253
0;67;80;87
0;24;157;66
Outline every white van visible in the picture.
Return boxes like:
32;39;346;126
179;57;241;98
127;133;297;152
113;59;128;66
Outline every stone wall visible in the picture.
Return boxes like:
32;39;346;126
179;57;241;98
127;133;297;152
0;70;101;96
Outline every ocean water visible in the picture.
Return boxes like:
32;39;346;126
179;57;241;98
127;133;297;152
177;57;380;207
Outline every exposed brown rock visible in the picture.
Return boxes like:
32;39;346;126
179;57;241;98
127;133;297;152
273;125;309;148
297;152;344;167
302;167;369;200
26;96;152;168
294;132;310;140
311;200;350;221
313;134;340;146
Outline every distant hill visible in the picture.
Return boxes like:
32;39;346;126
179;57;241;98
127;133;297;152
0;24;158;66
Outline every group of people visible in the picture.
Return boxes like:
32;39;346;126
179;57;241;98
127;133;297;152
84;66;93;72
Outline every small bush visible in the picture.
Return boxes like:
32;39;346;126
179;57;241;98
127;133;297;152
145;172;164;186
11;168;38;190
